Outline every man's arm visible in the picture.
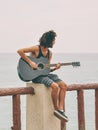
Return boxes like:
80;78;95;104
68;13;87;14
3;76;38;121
17;46;38;69
49;52;61;72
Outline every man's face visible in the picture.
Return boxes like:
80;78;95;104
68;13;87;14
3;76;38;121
47;38;56;48
51;39;55;48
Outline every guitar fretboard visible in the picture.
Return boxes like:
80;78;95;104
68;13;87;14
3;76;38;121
50;62;72;67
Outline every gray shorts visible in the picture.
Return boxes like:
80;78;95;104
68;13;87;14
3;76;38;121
32;73;62;87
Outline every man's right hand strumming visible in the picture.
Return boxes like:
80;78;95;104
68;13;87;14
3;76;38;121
29;61;38;69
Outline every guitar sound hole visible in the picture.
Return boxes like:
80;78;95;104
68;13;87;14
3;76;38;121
38;63;44;69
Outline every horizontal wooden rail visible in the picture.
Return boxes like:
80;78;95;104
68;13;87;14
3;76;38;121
0;83;98;97
0;87;35;96
67;83;98;91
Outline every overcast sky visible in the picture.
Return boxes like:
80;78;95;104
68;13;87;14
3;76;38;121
0;0;98;53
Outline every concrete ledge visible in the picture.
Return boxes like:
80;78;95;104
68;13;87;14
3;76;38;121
26;83;60;130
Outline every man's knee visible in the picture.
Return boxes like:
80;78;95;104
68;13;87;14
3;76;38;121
59;82;67;91
51;82;59;92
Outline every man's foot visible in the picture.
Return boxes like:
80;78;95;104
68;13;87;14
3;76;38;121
54;110;69;122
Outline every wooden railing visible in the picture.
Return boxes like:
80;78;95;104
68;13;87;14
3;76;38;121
0;83;98;130
66;83;98;130
0;87;35;130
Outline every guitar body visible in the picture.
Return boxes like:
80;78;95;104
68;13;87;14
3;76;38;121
17;56;50;82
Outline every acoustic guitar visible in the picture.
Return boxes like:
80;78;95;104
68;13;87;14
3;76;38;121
17;56;80;82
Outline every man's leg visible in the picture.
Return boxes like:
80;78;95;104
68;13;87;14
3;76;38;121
57;81;67;110
50;82;59;110
47;74;67;110
54;81;68;122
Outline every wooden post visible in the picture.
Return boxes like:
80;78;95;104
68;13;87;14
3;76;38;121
77;90;85;130
12;95;21;130
95;89;98;130
61;120;66;130
61;101;66;130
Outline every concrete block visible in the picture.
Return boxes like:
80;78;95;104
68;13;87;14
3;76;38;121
26;83;60;130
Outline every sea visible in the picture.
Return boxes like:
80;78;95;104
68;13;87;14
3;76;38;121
0;53;98;130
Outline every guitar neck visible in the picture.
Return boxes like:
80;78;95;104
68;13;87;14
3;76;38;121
50;62;72;67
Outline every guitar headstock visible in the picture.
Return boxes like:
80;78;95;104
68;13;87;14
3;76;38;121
72;62;80;67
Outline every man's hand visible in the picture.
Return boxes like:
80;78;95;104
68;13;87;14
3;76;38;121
29;61;38;69
56;63;61;69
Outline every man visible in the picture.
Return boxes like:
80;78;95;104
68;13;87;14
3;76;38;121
17;30;68;122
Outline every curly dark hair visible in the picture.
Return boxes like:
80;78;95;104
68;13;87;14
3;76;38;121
39;30;57;48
